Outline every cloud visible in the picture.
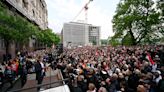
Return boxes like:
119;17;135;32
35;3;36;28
45;0;119;39
88;3;114;39
46;0;83;33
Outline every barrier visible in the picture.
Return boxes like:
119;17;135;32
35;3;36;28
7;78;70;92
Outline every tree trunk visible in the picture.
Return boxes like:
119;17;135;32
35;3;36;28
4;39;9;55
4;39;12;62
129;28;136;45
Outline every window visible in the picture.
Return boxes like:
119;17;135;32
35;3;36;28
31;1;35;6
32;9;35;17
22;0;28;9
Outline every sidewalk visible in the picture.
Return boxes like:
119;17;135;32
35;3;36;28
8;68;63;92
0;76;21;92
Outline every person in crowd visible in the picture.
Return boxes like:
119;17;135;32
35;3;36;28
154;70;162;84
4;63;14;87
20;64;27;87
35;56;46;91
87;83;96;92
0;68;4;88
157;73;164;92
137;84;147;92
11;59;19;78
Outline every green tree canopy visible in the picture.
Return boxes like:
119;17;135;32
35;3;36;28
156;0;164;35
112;0;162;45
0;4;60;53
109;37;122;46
101;39;108;45
36;29;60;47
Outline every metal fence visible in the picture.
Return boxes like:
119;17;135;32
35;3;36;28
7;78;70;92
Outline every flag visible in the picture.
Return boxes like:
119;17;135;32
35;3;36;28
95;51;99;56
146;53;155;65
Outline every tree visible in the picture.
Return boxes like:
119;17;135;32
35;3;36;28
101;39;108;45
109;37;122;46
122;31;134;46
0;3;60;55
0;4;39;53
112;0;161;45
0;7;19;53
14;16;37;47
36;29;60;47
92;40;97;45
156;0;164;35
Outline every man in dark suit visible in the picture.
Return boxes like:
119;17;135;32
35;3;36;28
35;56;45;91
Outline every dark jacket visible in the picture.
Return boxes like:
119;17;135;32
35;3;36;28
35;62;42;80
158;79;164;92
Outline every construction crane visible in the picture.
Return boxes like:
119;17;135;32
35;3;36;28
72;0;93;23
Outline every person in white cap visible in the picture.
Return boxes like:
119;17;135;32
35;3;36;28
154;70;162;84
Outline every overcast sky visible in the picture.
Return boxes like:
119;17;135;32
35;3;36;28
45;0;120;39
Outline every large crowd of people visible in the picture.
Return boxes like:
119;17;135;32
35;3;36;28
0;45;164;92
55;45;164;92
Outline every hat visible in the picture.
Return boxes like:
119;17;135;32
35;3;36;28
68;63;72;66
155;55;159;58
156;70;161;75
134;69;141;75
17;52;20;55
115;68;121;73
101;70;107;74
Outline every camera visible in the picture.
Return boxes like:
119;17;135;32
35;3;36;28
69;73;78;80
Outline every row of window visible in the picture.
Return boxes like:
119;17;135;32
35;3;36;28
15;0;44;18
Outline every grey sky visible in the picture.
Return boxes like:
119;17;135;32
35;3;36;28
45;0;120;39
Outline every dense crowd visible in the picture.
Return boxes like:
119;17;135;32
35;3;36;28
0;45;164;92
55;45;164;92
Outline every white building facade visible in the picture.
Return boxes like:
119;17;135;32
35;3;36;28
5;0;48;30
62;22;100;47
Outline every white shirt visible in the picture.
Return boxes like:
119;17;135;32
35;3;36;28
152;64;157;72
155;75;162;84
40;62;45;73
0;64;5;73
